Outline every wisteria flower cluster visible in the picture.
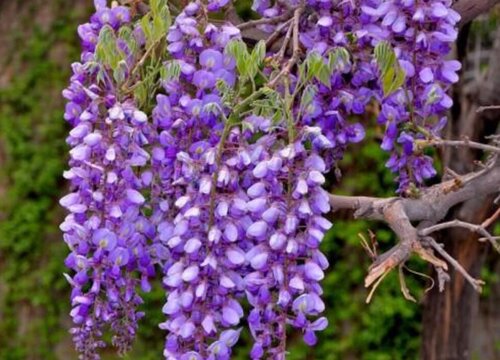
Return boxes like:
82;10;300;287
61;0;460;359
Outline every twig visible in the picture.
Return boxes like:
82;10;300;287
237;10;294;30
419;218;500;252
268;6;303;88
427;238;484;293
265;19;293;48
276;20;294;61
419;219;490;237
419;139;500;153
399;264;417;302
480;235;500;240
366;270;389;304
476;105;500;113
358;231;377;260
404;265;436;293
481;207;500;228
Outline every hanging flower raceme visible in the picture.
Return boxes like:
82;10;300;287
367;0;460;192
61;1;156;358
238;125;332;359
151;3;247;359
252;0;460;191
61;0;461;358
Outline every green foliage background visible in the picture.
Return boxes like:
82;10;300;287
0;1;496;359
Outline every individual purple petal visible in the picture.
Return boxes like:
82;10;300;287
199;49;224;70
419;67;434;83
303;330;317;346
304;261;324;281
110;247;129;267
226;248;246;265
246;221;268;238
250;252;268;270
182;265;200;282
126;189;145;205
222;306;240;326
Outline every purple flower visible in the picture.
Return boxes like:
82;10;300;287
200;49;224;70
92;229;117;250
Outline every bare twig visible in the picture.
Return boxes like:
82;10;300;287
265;19;293;49
418;139;500;153
476;105;500;113
481;207;500;228
399;264;417;302
237;10;294;30
268;6;303;88
427;238;485;292
366;270;389;304
276;20;294;61
404;265;436;293
419;219;490;237
358;231;377;260
419;217;500;252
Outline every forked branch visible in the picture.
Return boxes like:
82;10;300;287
330;157;500;301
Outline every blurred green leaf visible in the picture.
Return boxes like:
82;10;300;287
374;41;406;97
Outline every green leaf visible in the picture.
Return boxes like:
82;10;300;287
113;60;128;84
95;25;121;69
247;40;266;79
141;15;153;46
305;52;331;87
225;40;251;78
118;26;138;55
328;47;350;72
133;81;148;106
160;60;181;82
150;0;161;16
300;84;318;112
374;41;406;96
251;40;266;66
202;102;221;116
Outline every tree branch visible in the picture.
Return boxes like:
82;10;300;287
267;6;303;88
453;0;500;25
419;218;500;252
330;159;500;296
417;138;500;154
426;237;485;292
236;10;294;30
330;159;500;223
